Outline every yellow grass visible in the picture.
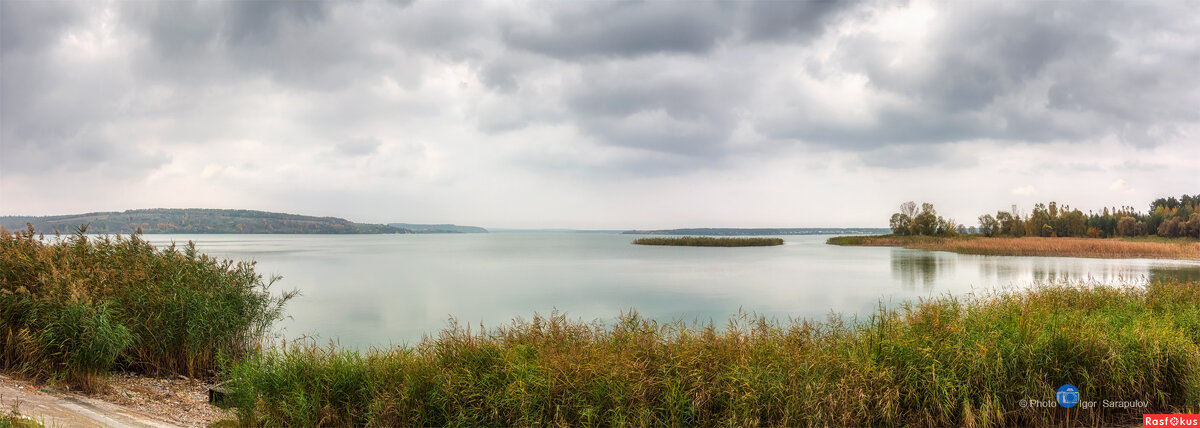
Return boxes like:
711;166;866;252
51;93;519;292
830;235;1200;260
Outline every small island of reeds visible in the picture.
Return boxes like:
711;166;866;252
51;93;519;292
632;236;784;247
827;234;1200;260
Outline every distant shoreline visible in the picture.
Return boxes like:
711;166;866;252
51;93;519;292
827;234;1200;260
625;227;889;236
1;209;486;235
633;236;784;247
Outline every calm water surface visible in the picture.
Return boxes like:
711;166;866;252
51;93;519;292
142;233;1200;348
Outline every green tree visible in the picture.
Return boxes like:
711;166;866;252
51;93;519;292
978;214;999;237
911;203;939;236
1027;203;1052;237
890;213;911;235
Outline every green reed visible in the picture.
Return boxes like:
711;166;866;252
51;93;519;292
224;279;1200;427
0;225;294;388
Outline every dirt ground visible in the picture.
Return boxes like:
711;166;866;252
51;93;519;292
0;373;232;427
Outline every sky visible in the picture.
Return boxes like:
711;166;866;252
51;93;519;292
1;0;1197;229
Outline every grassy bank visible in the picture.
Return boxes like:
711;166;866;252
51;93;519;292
0;414;43;428
633;236;784;247
224;280;1200;427
827;234;1200;260
0;226;294;389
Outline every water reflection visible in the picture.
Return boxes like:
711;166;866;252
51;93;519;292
890;249;955;290
138;234;1200;347
1149;266;1200;282
893;248;1199;289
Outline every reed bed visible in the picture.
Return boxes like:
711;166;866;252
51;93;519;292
0;226;294;389
633;237;784;247
828;235;1200;260
224;279;1200;427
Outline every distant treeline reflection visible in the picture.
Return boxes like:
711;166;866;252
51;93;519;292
889;248;1199;288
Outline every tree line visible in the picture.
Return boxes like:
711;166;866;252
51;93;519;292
889;194;1200;238
888;202;963;237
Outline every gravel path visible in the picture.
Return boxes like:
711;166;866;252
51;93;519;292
0;374;229;427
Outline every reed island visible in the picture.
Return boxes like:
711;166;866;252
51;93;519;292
632;236;784;247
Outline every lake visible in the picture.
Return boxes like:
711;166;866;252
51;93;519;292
142;233;1200;348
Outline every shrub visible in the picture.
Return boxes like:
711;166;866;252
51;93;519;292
0;225;294;385
29;301;132;389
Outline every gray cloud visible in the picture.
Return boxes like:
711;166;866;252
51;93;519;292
223;0;329;45
561;60;743;156
336;137;382;157
760;1;1199;151
121;1;389;91
739;0;857;42
0;1;82;54
858;144;975;170
5;1;1197;171
502;2;734;59
2;0;1198;227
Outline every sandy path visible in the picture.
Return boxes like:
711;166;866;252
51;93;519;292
0;374;224;427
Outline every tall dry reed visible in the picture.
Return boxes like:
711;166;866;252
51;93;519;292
828;235;1200;260
224;279;1200;427
0;225;295;388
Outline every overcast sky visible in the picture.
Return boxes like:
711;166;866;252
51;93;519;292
1;0;1197;229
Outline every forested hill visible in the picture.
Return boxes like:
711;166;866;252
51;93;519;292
387;223;488;233
0;209;410;234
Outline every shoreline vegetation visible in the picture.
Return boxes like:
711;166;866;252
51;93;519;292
827;235;1200;260
623;227;889;236
0;225;294;390
882;194;1199;240
224;279;1200;427
828;193;1200;261
632;236;784;247
4;226;1200;427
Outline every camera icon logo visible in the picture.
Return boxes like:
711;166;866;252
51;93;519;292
1056;384;1080;408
